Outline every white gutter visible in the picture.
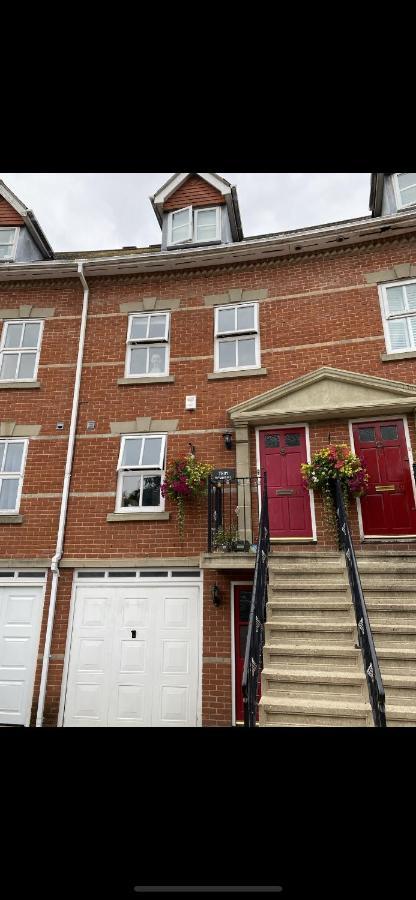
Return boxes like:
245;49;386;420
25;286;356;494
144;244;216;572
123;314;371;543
36;262;89;727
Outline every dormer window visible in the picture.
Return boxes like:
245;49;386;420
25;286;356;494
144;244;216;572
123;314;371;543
0;227;19;261
167;206;221;247
393;174;416;210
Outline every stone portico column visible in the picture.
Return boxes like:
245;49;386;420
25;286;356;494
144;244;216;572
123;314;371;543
234;424;253;544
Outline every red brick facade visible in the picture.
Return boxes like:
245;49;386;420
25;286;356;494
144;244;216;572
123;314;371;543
2;195;416;726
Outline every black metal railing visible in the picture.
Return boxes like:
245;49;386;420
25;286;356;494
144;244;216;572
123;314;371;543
242;474;270;727
207;474;262;553
332;478;386;727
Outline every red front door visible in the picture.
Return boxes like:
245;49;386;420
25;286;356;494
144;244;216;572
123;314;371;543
234;584;259;723
259;427;313;539
353;419;416;536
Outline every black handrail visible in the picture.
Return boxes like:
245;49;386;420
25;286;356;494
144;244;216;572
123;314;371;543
332;478;386;727
242;473;270;727
207;474;262;553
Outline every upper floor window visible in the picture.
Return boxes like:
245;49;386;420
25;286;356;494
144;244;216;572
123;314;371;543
125;312;170;378
393;174;416;210
380;279;416;353
116;434;166;512
167;206;221;247
0;439;28;514
0;227;19;261
214;302;260;372
0;320;44;381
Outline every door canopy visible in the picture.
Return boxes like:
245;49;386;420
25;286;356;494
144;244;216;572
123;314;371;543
228;367;416;425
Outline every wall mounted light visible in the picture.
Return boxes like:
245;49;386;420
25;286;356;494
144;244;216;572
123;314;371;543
212;584;222;607
223;432;233;451
188;443;196;457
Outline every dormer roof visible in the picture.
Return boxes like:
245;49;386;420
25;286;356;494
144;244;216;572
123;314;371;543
0;180;54;259
150;172;243;241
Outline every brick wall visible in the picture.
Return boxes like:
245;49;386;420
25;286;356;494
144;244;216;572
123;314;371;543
163;175;226;211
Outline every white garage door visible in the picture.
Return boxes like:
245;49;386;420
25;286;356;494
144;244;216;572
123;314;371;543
63;580;201;727
0;581;45;726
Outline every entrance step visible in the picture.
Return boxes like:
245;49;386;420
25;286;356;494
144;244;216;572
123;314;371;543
267;600;354;624
259;695;373;727
261;667;368;703
263;643;362;672
265;621;357;648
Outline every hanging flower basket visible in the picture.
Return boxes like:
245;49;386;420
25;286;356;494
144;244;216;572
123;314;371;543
161;455;214;538
301;443;369;533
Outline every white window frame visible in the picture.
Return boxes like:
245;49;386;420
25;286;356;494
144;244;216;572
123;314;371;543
379;278;416;354
393;173;416;210
0;227;19;262
167;205;193;246
167;206;221;247
214;302;260;372
0;319;44;382
125;312;170;378
116;433;167;513
0;437;29;514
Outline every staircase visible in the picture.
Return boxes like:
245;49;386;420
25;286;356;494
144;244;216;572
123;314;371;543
259;551;416;726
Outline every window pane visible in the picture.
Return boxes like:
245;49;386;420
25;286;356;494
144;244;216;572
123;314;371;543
17;353;36;379
386;286;405;315
389;319;409;351
0;246;13;259
358;427;375;443
121;474;141;507
4;323;23;348
237;337;256;367
4;442;24;473
172;209;191;242
196;209;217;241
285;433;300;446
218;339;236;368
398;173;416;191
237;305;255;331
0;354;18;379
142;437;162;467
121;438;142;467
148;315;167;339
400;185;416;206
0;443;4;469
265;434;279;448
0;229;15;244
148;346;166;374
22;322;41;348
129;346;148;375
217;308;236;333
0;479;19;510
381;425;398;441
409;316;416;346
130;316;149;340
141;475;161;506
406;284;416;311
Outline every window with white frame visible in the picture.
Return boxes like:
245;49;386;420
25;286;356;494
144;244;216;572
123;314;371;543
125;313;170;378
393;174;416;210
0;439;28;514
0;320;43;381
167;206;221;246
214;302;260;372
0;227;19;261
380;279;416;353
116;434;166;511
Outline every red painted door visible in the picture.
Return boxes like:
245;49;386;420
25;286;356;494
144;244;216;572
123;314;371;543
234;584;259;723
353;419;416;536
259;427;313;539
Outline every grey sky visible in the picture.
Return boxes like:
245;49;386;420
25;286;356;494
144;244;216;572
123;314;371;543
1;173;372;253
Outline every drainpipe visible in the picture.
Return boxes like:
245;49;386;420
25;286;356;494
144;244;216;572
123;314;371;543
36;262;89;727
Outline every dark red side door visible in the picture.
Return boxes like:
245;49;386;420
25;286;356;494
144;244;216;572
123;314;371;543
353;419;416;536
234;584;259;723
259;427;313;539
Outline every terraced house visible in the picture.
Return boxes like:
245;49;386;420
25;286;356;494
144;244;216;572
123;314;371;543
1;171;416;727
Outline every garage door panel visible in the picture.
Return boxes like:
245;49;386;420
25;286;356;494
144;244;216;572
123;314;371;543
0;585;45;725
64;580;200;727
70;681;108;724
76;638;107;671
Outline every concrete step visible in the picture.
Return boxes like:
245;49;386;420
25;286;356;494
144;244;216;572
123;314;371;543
268;574;348;588
263;643;362;672
261;667;368;703
367;605;416;627
259;695;373;727
360;580;416;594
269;585;349;602
385;704;416;726
383;674;416;706
375;647;416;675
265;621;357;647
267;600;354;624
268;562;345;576
372;624;416;649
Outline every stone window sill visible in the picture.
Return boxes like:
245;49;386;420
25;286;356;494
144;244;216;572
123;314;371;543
207;367;267;381
107;511;170;522
381;350;416;362
0;515;23;524
117;376;175;385
0;381;40;390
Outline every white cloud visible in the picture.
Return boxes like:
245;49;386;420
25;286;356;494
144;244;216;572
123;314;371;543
1;172;371;252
